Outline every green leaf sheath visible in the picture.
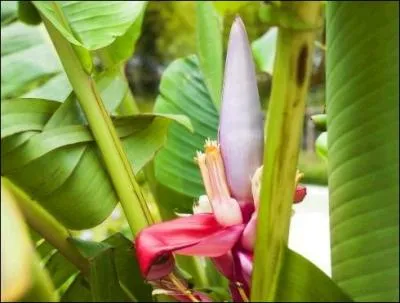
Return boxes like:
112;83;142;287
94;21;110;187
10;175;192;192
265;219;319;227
1;97;118;229
327;2;399;301
251;2;323;301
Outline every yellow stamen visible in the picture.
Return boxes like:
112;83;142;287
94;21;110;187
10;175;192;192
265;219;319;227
195;151;214;199
196;139;243;226
205;144;231;201
196;140;231;202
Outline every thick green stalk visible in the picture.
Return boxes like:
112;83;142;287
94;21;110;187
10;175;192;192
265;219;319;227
41;16;153;234
251;2;322;301
3;178;90;275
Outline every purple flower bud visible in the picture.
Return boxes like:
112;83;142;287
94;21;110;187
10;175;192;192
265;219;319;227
219;17;264;204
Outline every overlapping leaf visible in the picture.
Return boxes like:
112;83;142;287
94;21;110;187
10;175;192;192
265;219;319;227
1;96;191;229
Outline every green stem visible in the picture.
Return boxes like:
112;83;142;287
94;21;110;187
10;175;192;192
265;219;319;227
39;9;202;302
251;2;322;301
41;16;153;235
3;178;90;275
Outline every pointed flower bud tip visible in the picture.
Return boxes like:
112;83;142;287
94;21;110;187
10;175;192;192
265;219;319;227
219;16;264;202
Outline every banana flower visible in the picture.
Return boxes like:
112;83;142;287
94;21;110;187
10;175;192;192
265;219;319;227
135;17;307;302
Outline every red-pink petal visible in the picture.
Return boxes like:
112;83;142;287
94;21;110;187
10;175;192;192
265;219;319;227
212;252;235;281
294;185;307;203
135;214;245;280
240;212;257;252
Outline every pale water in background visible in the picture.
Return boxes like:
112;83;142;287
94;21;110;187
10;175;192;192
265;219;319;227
289;185;331;276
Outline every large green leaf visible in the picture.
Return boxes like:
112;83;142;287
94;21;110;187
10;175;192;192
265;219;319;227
196;2;223;109
327;2;399;301
33;1;147;50
154;56;219;206
1;96;192;229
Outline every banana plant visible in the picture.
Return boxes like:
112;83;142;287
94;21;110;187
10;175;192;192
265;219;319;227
1;1;398;302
